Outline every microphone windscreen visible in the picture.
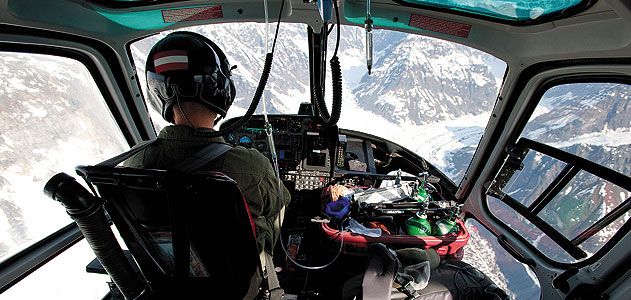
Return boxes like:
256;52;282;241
395;247;440;270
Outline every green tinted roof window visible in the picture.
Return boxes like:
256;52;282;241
399;0;586;22
90;0;188;8
92;0;161;3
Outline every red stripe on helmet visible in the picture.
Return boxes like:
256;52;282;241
154;50;187;59
155;62;188;73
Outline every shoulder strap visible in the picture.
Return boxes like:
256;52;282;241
172;143;232;173
96;139;232;173
97;139;158;167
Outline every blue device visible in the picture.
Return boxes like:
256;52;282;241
318;0;333;22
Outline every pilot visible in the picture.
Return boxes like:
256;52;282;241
124;31;291;278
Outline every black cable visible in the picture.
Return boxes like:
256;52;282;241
324;26;337;67
277;212;346;270
333;0;341;57
271;0;286;53
327;24;335;35
194;0;285;138
312;0;343;126
195;55;273;138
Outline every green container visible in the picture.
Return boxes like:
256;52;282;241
432;219;458;236
406;213;432;236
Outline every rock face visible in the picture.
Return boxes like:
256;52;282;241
353;32;499;125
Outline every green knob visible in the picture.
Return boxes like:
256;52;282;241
415;187;431;202
432;219;458;235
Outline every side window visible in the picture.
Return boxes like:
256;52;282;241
0;52;128;263
485;82;631;263
463;219;541;299
1;240;110;299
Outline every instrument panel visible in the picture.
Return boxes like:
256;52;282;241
221;115;336;190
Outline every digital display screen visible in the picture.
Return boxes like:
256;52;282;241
279;150;297;161
271;119;288;131
307;152;327;167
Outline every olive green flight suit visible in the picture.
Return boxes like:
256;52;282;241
124;125;291;255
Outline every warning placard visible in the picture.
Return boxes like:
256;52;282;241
162;5;223;23
409;14;471;38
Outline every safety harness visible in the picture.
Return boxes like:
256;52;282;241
395;273;422;300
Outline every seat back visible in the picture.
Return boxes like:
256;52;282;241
76;166;262;299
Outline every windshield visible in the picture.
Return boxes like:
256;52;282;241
130;23;505;185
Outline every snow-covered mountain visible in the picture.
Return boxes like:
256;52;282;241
464;219;542;300
353;32;499;125
131;23;500;122
525;83;631;146
0;53;127;260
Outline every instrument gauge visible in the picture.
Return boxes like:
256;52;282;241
288;119;302;133
255;141;267;152
226;133;237;143
238;136;253;148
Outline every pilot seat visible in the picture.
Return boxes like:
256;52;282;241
76;165;263;299
45;140;265;300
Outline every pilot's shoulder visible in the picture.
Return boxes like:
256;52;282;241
227;145;269;162
224;145;272;174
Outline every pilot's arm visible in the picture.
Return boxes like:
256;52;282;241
260;164;292;254
228;148;291;254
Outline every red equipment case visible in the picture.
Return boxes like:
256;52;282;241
320;218;469;258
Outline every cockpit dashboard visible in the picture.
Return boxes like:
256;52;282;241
220;114;457;197
222;114;336;190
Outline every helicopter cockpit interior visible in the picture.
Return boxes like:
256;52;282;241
1;0;631;299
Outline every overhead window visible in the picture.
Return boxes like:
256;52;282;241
89;0;182;7
398;0;589;23
485;82;631;263
0;52;128;264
